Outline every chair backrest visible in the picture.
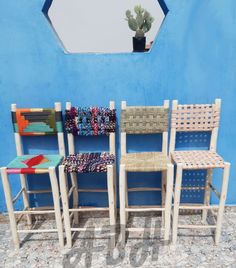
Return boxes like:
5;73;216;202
120;100;169;156
169;99;221;154
11;103;65;157
65;101;116;155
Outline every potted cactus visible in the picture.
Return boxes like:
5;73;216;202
125;5;154;52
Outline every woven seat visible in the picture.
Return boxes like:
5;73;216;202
62;152;115;173
171;151;225;170
7;154;63;174
121;152;170;172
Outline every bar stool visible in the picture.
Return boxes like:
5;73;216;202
1;103;65;249
119;100;174;242
170;99;230;245
59;101;117;248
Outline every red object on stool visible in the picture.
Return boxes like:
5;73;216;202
22;154;46;167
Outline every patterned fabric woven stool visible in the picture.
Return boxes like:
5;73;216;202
119;100;174;243
0;103;65;249
62;152;115;173
170;99;230;245
59;102;116;248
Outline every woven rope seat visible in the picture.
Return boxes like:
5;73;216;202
120;152;170;172
171;150;225;170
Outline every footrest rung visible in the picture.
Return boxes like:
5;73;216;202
126;206;164;212
179;205;219;210
70;207;109;212
71;227;112;232
78;188;107;193
27;189;51;194
17;229;58;233
126;227;163;232
14;210;54;215
128;187;161;192
178;224;216;229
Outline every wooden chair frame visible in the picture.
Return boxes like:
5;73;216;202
119;100;174;243
59;101;116;248
170;99;231;245
1;102;66;249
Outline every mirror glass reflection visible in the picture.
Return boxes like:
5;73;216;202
44;0;167;54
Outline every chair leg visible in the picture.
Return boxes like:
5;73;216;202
19;174;32;225
164;164;174;241
113;164;117;221
48;167;64;248
161;170;167;229
59;166;72;249
172;164;183;245
107;165;116;248
1;167;20;249
215;163;230;245
71;172;79;225
119;164;126;244
202;169;213;222
125;170;128;221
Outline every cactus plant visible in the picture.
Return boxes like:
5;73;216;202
125;5;154;39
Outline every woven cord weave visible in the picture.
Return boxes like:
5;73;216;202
121;107;169;134
171;104;220;132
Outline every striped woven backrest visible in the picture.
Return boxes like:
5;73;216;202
121;106;169;134
12;108;63;136
171;103;220;132
65;107;116;136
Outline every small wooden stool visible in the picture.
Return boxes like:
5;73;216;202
170;99;231;245
59;101;117;248
119;100;174;243
1;103;65;249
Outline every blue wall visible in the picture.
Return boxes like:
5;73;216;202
0;0;235;212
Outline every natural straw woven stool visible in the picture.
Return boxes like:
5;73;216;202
59;102;116;248
119;100;174;243
170;99;230;245
1;103;65;249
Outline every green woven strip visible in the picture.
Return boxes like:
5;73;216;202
121;107;169;134
55;111;63;132
24;122;54;132
45;109;56;133
56;121;63;132
11;112;18;133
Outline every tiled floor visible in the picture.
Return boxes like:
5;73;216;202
0;207;235;268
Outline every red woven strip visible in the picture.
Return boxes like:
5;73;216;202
22;154;45;167
7;168;36;174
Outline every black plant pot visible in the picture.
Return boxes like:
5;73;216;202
133;37;146;52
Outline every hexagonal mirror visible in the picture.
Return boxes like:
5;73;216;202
42;0;168;54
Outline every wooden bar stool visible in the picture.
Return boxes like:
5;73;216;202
170;99;231;245
119;100;174;242
59;101;116;248
1;103;65;249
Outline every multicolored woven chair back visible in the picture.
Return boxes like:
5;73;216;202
65;107;116;136
12;108;63;136
171;102;220;132
121;106;169;134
